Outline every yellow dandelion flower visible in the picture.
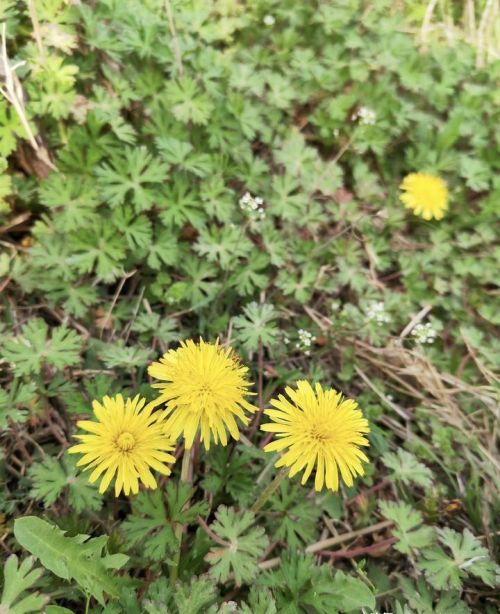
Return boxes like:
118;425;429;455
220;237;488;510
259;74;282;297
68;394;175;497
148;339;255;450
400;172;448;220
261;381;369;492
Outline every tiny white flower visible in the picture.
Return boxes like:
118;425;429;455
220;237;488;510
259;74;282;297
239;192;266;221
354;106;376;125
412;322;437;345
296;328;316;351
263;14;275;26
366;301;391;326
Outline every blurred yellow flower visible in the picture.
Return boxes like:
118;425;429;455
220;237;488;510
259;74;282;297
148;339;255;450
261;381;369;492
68;394;175;497
400;172;448;220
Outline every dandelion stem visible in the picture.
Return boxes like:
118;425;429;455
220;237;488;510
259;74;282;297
170;446;192;585
248;337;264;440
250;467;288;514
180;445;192;484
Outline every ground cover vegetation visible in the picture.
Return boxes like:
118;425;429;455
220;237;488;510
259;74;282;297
0;0;499;612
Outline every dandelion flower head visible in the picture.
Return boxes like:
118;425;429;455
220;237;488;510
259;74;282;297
261;381;370;492
68;394;175;497
400;172;448;220
148;339;255;450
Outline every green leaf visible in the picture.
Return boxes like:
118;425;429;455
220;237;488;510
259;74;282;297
0;101;27;157
379;501;434;555
164;77;214;126
205;506;267;586
418;527;499;590
329;570;376;612
233;302;280;353
269;174;309;220
38;174;99;231
170;256;219;308
61;374;115;415
14;516;128;606
156;137;212;177
29;456;102;513
165;482;209;525
261;554;375;613
274;131;317;177
27;56;78;119
0;158;12;211
122;489;177;562
202;446;259;506
158;177;205;229
268;481;322;549
113;207;152;250
147;230;178;270
228;253;269;297
459;155;490;191
172;576;218;614
1;319;82;376
436;114;463;153
0;381;37;428
382;449;433;489
0;555;49;614
96;146;167;211
240;587;277;614
276;263;319;303
28;456;67;507
69;223;126;281
123;483;208;562
92;340;152;369
398;576;471;614
130;313;181;348
141;576;172;613
59;284;98;319
194;226;252;270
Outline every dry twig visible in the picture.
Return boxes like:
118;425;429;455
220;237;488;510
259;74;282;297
0;23;56;170
420;0;440;49
163;0;184;76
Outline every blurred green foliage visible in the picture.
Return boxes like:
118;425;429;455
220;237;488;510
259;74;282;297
0;0;498;612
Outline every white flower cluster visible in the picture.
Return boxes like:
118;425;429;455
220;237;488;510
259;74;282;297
297;328;316;355
283;329;316;356
412;322;437;345
263;14;275;26
366;301;391;326
239;192;266;221
353;106;377;125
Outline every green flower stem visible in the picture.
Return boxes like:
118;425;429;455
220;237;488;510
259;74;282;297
170;446;192;585
250;467;289;514
180;445;192;483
